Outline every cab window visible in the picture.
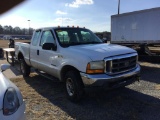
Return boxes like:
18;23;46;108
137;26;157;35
32;30;41;46
40;30;55;46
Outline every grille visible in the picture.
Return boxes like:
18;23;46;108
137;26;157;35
106;54;137;74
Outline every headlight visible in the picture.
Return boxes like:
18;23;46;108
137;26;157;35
86;61;104;74
3;88;20;115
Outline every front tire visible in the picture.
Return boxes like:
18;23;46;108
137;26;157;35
20;59;30;77
65;70;84;102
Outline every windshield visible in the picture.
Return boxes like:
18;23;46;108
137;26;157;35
55;28;103;47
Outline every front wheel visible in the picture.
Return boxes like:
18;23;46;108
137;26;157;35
20;59;30;77
65;70;84;102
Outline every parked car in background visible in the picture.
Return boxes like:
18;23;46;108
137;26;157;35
13;37;19;40
0;64;25;120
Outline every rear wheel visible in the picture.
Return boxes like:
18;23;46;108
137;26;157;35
65;70;84;102
20;59;30;77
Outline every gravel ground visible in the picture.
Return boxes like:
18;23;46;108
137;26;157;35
1;40;160;120
8;61;160;120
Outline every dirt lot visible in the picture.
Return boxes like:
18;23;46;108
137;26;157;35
8;62;160;120
1;40;160;120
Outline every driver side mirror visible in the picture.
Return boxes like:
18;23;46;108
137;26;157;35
42;43;57;51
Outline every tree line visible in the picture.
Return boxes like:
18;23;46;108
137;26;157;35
0;24;34;35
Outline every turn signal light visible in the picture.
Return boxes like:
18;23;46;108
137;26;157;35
86;63;104;74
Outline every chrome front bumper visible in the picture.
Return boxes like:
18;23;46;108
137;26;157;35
80;64;140;88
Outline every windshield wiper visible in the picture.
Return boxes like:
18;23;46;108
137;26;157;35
61;44;70;47
87;41;103;44
69;42;83;46
62;41;102;47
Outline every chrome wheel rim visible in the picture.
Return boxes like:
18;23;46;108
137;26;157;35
66;78;74;96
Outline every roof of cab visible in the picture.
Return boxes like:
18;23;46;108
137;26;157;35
35;26;86;31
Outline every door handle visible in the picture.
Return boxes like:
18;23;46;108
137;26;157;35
37;50;39;55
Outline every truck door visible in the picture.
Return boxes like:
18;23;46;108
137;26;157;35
37;30;59;77
30;30;41;68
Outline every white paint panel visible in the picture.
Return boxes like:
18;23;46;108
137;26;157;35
111;7;160;44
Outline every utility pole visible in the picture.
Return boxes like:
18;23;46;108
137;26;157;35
118;0;120;14
28;20;30;35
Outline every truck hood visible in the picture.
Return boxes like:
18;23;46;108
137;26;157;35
68;43;136;60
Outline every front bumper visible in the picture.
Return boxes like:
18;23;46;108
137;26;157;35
80;64;140;88
0;100;26;120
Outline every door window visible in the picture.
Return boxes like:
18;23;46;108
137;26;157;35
40;30;55;46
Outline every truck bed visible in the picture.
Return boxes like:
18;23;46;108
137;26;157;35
15;42;30;65
16;41;31;44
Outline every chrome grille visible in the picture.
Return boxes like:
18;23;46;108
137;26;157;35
105;53;137;74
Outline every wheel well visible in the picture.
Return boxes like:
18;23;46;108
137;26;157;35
61;65;79;82
18;52;24;60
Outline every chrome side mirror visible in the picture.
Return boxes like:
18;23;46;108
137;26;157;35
1;64;10;72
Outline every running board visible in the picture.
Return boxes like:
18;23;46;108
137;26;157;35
35;69;59;82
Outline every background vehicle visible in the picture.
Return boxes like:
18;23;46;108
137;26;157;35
0;64;25;120
15;27;140;102
111;7;160;58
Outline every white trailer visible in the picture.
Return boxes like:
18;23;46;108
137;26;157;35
111;7;160;45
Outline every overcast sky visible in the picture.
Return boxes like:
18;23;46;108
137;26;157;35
0;0;160;32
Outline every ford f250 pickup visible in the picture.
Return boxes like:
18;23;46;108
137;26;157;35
15;27;140;102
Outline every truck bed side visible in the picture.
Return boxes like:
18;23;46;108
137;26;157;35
15;42;31;66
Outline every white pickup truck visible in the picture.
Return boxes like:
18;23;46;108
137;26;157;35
15;27;140;102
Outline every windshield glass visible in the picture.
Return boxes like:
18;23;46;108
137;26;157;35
55;28;103;47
